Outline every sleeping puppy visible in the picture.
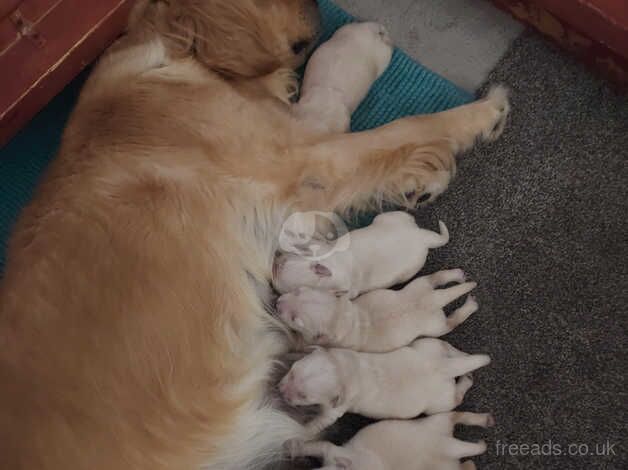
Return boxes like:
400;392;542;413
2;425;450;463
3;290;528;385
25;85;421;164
288;412;494;470
278;338;490;433
293;22;393;134
276;269;478;352
273;212;449;298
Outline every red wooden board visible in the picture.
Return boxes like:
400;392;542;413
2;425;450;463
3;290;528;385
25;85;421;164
0;0;134;147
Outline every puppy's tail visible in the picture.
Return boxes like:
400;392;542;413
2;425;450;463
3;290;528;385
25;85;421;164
447;354;491;378
426;220;449;248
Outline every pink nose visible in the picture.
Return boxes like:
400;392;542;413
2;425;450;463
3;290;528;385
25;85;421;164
276;299;292;320
279;383;290;399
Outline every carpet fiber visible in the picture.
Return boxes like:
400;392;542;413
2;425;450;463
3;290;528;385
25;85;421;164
328;32;627;470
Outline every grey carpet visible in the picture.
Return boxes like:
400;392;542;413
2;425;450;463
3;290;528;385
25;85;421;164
321;32;628;470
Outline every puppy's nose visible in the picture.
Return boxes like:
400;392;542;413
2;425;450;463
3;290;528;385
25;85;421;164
276;298;291;319
279;382;294;402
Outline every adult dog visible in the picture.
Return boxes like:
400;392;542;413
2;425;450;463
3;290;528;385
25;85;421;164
0;1;509;469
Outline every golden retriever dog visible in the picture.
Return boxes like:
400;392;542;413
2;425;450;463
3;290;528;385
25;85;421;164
0;1;510;469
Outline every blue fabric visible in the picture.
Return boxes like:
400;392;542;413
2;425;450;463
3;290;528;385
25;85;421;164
0;1;472;271
316;0;473;131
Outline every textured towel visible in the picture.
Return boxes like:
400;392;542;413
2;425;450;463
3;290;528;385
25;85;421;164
0;0;472;271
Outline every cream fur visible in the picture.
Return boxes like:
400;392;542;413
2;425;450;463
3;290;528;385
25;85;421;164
273;212;450;298
277;269;478;352
289;412;494;470
278;339;491;433
293;22;393;134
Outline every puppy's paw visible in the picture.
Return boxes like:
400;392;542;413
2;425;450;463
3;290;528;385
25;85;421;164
263;68;300;104
464;295;479;312
372;23;393;77
376;24;393;46
452;268;467;283
481;85;510;142
283;438;305;459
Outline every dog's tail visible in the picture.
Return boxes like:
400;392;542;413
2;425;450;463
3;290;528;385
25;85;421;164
427;220;449;248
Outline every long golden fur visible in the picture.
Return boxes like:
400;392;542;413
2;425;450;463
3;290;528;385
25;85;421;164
0;1;509;469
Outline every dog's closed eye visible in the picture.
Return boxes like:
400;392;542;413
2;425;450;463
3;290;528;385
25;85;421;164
291;40;310;55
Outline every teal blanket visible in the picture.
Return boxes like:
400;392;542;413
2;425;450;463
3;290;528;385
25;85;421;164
0;0;472;271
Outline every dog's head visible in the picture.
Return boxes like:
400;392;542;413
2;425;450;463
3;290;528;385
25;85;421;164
132;0;320;78
278;348;343;408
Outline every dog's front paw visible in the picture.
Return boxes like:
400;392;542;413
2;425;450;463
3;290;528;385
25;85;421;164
263;68;300;104
400;168;452;208
481;85;510;142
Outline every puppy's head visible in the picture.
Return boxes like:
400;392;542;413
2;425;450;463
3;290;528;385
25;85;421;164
134;0;320;78
276;287;349;344
278;348;343;408
333;22;393;77
272;253;339;294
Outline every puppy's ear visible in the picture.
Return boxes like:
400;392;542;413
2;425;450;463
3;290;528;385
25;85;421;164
311;263;332;278
334;456;353;469
313;333;330;345
330;394;341;408
304;345;324;354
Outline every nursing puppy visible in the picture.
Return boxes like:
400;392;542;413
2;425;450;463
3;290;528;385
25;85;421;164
277;269;478;352
278;338;490;432
273;212;449;298
289;412;494;470
293;22;393;134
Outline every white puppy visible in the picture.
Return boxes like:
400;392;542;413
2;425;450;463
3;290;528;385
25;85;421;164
277;269;478;352
294;22;393;134
278;338;490;433
273;212;449;298
289;412;493;470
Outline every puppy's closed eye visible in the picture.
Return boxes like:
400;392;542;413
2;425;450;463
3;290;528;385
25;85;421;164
313;333;329;345
334;456;353;469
